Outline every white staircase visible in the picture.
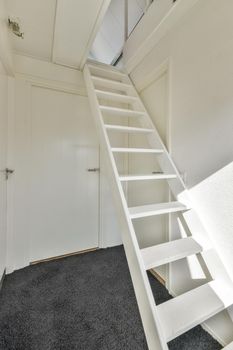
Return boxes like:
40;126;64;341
84;62;233;350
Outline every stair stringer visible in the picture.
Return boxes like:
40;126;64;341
84;65;169;350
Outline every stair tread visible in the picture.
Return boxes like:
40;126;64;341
96;90;137;103
100;105;145;117
129;201;187;219
88;63;126;77
158;280;233;341
105;124;154;133
141;237;203;270
119;174;177;181
112;148;164;153
92;76;132;90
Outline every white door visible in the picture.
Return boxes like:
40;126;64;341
0;72;8;278
29;87;99;262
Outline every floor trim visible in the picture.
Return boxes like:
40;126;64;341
149;269;166;286
30;247;99;265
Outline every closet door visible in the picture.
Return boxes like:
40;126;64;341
29;87;99;262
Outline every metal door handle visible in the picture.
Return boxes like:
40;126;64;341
87;168;100;172
1;168;15;180
6;168;14;174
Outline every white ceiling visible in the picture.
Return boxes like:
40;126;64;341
6;0;56;61
53;0;110;68
6;0;111;69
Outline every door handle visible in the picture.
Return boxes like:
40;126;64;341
1;168;15;180
87;168;100;172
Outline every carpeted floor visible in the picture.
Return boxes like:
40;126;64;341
0;246;222;350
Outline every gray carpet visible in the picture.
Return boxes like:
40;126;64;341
0;246;222;350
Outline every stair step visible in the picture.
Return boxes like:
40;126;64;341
224;342;233;349
100;105;145;117
92;76;132;91
119;174;176;181
105;124;154;134
141;237;203;270
112;148;164;154
158;280;233;342
96;90;137;104
88;64;126;79
88;61;125;72
129;201;187;219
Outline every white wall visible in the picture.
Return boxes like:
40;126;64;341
6;55;122;272
123;0;173;69
125;0;233;345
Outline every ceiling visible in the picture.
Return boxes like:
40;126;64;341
6;0;111;69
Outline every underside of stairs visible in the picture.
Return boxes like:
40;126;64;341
84;61;233;350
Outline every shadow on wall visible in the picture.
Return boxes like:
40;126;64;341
189;161;233;281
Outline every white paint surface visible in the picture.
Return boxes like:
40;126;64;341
90;0;147;64
0;62;8;279
6;0;111;69
128;71;169;280
190;163;233;281
0;0;13;75
84;62;170;350
13;54;86;95
158;279;233;342
0;0;11;277
123;0;173;69
53;0;110;68
9;82;99;264
84;61;233;349
125;0;233;342
28;87;99;262
7;57;122;271
141;237;202;270
6;0;57;61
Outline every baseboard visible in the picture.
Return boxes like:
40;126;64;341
149;269;166;286
201;322;226;347
0;269;6;292
30;247;99;265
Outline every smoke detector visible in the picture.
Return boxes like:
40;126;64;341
8;16;24;39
